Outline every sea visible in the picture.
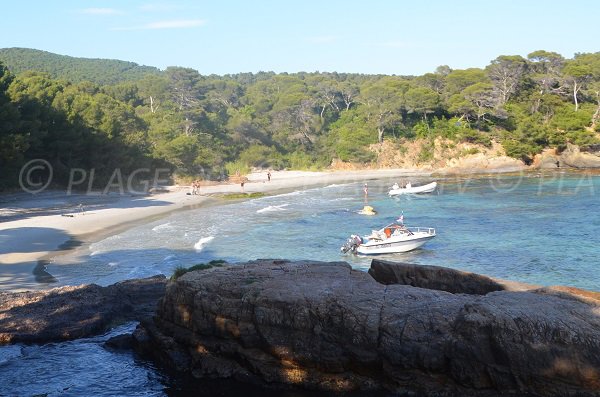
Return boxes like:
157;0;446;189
2;171;599;396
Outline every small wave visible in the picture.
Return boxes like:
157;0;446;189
89;251;101;256
256;204;289;213
163;254;177;262
194;236;214;251
275;190;303;198
0;346;22;366
152;222;172;232
107;262;118;267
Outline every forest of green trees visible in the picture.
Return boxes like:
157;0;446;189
1;48;599;190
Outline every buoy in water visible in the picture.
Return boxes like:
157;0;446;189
358;205;377;215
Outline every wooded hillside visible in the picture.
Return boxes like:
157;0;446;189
1;48;599;190
0;48;160;85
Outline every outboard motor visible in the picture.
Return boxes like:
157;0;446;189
340;234;362;254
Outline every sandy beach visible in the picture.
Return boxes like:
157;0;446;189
0;168;429;291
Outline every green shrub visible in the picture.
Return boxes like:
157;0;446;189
502;139;537;163
459;129;492;147
417;141;435;163
238;145;286;169
225;160;251;177
170;260;227;280
457;148;480;157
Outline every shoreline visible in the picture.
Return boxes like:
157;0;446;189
0;168;430;291
2;166;595;291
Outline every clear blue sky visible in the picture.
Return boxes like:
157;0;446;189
2;0;599;75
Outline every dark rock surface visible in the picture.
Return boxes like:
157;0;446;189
138;260;600;396
0;275;166;344
368;259;506;294
104;333;134;350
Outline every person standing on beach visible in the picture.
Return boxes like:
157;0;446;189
241;181;245;192
267;171;271;182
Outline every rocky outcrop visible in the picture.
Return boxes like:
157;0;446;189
138;260;600;396
368;259;506;295
559;143;600;168
0;275;166;344
439;153;526;175
532;148;561;169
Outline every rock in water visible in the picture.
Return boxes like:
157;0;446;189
0;275;166;344
138;260;600;396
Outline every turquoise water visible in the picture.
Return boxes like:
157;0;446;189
51;171;600;291
3;172;600;396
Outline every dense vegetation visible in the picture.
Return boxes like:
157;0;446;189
0;48;160;85
1;48;599;190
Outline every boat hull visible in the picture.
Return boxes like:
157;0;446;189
356;233;435;255
388;182;437;196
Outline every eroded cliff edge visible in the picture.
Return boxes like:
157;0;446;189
135;259;600;396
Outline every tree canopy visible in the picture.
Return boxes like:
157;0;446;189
1;48;599;190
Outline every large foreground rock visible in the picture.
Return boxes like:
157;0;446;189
138;260;600;396
0;275;166;344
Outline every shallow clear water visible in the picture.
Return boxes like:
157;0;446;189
5;172;600;396
51;171;600;290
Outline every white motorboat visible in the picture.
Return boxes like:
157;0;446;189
340;221;435;255
388;181;437;196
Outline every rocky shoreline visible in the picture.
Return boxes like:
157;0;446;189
2;260;599;396
0;275;166;344
138;260;599;396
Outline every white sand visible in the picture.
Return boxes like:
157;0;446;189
0;169;429;289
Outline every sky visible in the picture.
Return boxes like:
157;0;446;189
1;0;599;76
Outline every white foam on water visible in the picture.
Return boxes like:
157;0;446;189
194;236;215;251
256;204;289;213
275;190;303;198
107;262;118;267
152;222;172;232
